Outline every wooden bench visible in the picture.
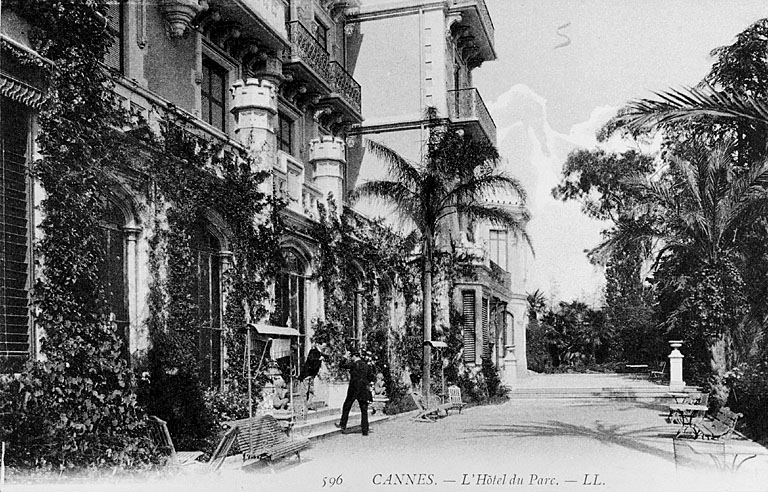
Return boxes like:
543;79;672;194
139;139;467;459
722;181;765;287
148;415;239;471
693;407;742;440
649;362;667;383
147;416;204;465
411;392;443;422
223;414;311;464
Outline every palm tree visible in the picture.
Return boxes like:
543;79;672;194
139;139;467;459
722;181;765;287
623;84;768;131
600;141;768;403
355;117;530;397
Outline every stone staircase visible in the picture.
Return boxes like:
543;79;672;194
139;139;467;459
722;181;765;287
508;373;700;402
289;402;390;441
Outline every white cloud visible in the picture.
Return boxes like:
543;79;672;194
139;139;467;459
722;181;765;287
491;84;616;305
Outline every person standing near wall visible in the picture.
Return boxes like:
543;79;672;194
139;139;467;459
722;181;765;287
336;348;373;436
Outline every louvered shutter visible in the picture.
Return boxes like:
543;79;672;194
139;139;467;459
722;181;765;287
1;98;30;359
104;1;123;73
462;291;475;362
482;297;489;359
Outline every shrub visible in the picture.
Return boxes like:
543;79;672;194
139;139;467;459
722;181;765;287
727;363;768;446
0;360;155;471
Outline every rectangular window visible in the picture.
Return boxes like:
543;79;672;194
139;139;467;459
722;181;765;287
1;98;31;363
202;58;226;132
104;0;124;73
489;229;508;271
278;113;293;154
315;18;328;50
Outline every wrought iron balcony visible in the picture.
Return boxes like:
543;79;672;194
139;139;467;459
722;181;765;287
328;61;362;115
447;88;496;145
285;21;333;86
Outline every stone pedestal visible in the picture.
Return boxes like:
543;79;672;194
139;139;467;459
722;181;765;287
310;136;346;214
503;344;517;389
668;340;685;391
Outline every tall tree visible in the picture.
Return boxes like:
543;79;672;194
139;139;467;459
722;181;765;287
602;142;768;403
355;115;530;396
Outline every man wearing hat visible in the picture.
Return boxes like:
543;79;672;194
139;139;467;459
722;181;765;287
336;348;373;436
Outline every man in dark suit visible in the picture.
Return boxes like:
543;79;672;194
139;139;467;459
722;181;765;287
337;348;373;436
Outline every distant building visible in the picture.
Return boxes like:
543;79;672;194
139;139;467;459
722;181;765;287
347;0;530;381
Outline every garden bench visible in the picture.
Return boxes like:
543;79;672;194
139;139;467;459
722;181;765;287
223;414;310;465
649;362;667;383
441;385;466;414
148;416;238;471
692;407;742;440
411;392;448;422
148;415;204;466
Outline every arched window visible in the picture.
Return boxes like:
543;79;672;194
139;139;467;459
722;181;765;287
275;249;306;365
98;200;129;360
191;222;223;389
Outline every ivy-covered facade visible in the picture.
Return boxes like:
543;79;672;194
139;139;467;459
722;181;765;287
1;0;371;384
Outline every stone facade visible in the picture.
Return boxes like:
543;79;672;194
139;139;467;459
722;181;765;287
0;0;366;389
347;0;531;383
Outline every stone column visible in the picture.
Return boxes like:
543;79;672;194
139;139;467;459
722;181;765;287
668;340;685;391
503;344;517;389
124;226;142;364
230;78;278;197
309;136;346;215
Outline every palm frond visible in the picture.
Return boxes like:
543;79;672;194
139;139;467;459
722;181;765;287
456;203;533;254
354;180;422;230
445;172;528;209
365;139;422;188
623;84;768;131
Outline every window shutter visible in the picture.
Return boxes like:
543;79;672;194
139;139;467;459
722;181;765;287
1;99;30;359
462;291;475;362
104;1;123;73
482;297;489;358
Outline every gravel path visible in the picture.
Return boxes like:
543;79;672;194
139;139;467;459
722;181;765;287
9;384;768;492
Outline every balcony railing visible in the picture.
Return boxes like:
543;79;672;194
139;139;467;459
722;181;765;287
447;88;497;144
329;61;361;114
241;0;288;38
286;21;332;83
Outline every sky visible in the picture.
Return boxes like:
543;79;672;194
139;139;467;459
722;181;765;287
474;0;768;305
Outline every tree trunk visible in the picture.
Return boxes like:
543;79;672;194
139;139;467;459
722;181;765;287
422;234;433;398
709;331;730;407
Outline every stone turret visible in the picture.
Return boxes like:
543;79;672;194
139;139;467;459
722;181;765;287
230;78;277;195
310;136;346;214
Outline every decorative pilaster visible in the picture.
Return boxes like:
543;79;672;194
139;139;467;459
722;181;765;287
123;226;143;363
309;136;347;214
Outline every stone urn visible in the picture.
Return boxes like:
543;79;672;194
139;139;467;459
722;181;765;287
159;0;207;38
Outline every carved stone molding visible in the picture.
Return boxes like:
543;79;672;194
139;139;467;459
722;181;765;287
446;12;463;38
159;0;208;39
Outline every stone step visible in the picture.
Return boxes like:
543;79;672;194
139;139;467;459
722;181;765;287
290;408;389;441
508;386;700;401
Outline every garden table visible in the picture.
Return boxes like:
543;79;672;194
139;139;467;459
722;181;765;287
625;364;649;379
667;392;690;404
677;439;768;472
669;404;707;437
